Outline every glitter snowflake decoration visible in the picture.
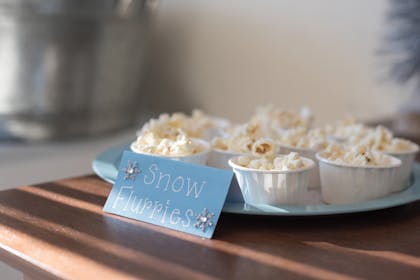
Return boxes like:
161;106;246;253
194;208;214;232
123;160;141;180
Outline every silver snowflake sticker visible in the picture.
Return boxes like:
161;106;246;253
123;160;141;180
194;208;214;232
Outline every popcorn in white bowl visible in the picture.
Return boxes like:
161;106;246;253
138;110;232;141
131;131;210;165
384;139;419;192
279;127;328;150
352;125;419;190
316;145;401;204
209;120;279;168
235;152;307;171
128;106;419;206
322;144;395;167
208;123;279;202
185;109;232;140
248;105;313;138
277;127;329;188
324;117;371;144
229;153;315;206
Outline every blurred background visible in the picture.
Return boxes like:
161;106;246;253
0;0;419;278
146;0;406;123
0;0;419;182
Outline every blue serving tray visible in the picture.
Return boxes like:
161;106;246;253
93;144;420;216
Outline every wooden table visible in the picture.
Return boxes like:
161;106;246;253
0;175;419;280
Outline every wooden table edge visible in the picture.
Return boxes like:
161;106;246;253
0;242;64;280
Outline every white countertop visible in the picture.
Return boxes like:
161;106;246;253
0;130;134;189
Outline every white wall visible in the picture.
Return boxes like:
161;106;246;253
146;0;407;124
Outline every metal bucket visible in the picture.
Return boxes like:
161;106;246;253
0;0;149;140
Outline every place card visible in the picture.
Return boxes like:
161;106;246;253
103;151;234;239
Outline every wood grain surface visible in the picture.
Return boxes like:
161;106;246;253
0;175;419;279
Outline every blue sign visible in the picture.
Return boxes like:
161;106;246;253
103;151;234;239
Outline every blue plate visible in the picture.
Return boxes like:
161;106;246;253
92;144;420;216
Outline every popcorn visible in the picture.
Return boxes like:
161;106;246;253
248;157;274;170
324;118;370;142
355;125;392;151
278;127;306;147
251;105;313;133
233;135;254;154
343;145;392;166
183;109;229;139
321;144;393;167
236;152;307;171
171;134;198;155
211;122;278;155
236;155;251;166
133;131;205;156
211;137;228;151
351;125;417;153
139;110;231;140
274;152;306;170
251;138;277;157
279;127;328;150
244;120;265;140
213;106;316;155
386;138;418;153
322;143;344;161
139;113;186;140
134;107;417;170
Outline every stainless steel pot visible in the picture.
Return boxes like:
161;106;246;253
0;0;150;140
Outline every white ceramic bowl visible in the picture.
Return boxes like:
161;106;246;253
278;144;320;189
130;139;210;166
384;143;419;192
316;152;401;205
228;156;315;206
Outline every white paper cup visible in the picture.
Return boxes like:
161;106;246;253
130;139;210;166
316;152;401;205
207;148;244;202
207;148;241;170
278;144;320;189
228;156;315;206
384;143;419;192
